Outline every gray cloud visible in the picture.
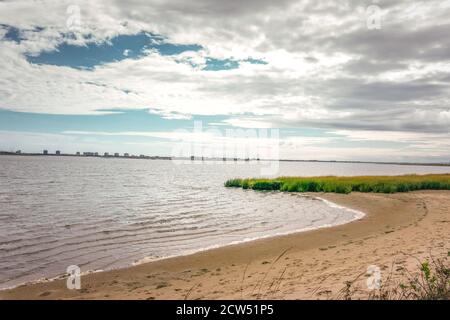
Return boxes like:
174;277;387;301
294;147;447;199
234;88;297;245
0;0;449;140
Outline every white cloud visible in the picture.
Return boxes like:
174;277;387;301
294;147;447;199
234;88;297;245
0;0;449;161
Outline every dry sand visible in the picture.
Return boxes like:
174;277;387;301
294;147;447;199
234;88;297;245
1;191;449;300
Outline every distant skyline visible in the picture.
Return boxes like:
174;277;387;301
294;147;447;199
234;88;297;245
1;1;449;162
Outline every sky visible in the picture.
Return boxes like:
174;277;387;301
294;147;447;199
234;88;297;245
0;0;449;162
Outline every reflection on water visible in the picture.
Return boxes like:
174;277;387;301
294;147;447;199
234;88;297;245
0;156;448;289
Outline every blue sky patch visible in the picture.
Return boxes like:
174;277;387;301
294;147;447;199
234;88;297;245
26;32;203;69
2;25;267;71
203;57;267;71
1;24;45;43
0;108;233;134
1;24;24;43
0;108;406;156
243;58;268;65
203;58;240;71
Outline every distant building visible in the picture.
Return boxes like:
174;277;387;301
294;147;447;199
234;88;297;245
190;156;195;161
16;150;21;154
104;152;109;157
124;153;129;157
43;150;48;155
83;152;95;156
94;152;99;156
55;150;61;155
139;154;145;158
76;151;80;156
114;153;119;157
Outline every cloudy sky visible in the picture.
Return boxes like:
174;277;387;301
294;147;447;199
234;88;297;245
0;0;449;162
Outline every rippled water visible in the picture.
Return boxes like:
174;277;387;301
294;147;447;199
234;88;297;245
0;156;449;289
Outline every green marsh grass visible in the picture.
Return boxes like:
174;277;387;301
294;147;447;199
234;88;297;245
224;174;450;194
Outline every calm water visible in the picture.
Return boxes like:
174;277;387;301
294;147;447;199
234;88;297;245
0;156;449;289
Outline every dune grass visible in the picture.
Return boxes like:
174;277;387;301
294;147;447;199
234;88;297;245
225;174;450;194
338;254;449;300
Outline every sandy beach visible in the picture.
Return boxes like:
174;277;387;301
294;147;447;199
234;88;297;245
1;190;449;300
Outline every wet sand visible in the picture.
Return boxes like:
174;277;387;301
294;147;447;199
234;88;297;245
1;191;449;300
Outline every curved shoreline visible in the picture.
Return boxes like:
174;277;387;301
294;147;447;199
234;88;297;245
1;191;448;299
131;195;366;266
0;195;365;291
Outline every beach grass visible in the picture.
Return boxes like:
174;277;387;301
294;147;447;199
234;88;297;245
225;174;450;194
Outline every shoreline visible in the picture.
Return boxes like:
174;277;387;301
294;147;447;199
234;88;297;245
1;191;449;299
2;153;450;167
0;195;366;291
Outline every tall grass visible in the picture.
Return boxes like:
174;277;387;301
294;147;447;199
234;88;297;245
337;254;449;300
224;174;450;194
